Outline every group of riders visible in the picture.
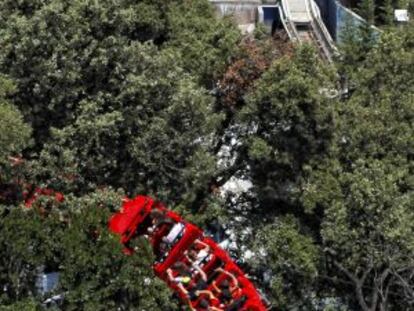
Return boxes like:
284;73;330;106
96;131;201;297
147;209;247;311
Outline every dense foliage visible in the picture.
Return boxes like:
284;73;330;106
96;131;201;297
0;0;413;310
352;0;412;25
0;190;178;310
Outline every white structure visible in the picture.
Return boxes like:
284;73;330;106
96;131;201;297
284;0;312;22
36;271;59;295
394;9;409;22
209;0;261;33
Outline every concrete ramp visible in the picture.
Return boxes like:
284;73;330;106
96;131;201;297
280;0;337;61
284;0;311;23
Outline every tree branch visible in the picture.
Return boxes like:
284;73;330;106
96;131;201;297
331;259;371;311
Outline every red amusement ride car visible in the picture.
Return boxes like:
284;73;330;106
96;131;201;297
109;195;269;311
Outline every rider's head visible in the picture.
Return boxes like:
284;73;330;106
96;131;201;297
220;279;230;289
198;298;209;309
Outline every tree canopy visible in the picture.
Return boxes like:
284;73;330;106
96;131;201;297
0;0;413;310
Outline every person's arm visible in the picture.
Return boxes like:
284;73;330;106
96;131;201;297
196;290;216;300
217;268;239;288
187;298;197;311
199;268;208;282
229;275;239;291
177;282;188;295
166;269;174;282
184;253;193;263
195;239;210;252
210;307;223;311
212;281;221;293
193;265;207;281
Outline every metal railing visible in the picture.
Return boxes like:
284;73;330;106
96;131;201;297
279;0;337;61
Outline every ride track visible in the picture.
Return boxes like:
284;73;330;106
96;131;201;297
23;189;269;310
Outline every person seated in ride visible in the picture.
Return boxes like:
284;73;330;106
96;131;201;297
166;261;192;293
149;210;183;259
169;261;218;307
212;268;241;305
190;239;210;253
185;239;211;268
186;267;215;301
147;209;174;234
154;240;169;261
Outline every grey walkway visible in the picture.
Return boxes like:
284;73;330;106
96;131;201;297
284;0;311;23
